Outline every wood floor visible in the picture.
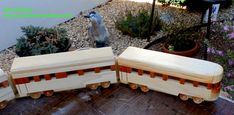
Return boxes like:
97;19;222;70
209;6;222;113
1;84;234;115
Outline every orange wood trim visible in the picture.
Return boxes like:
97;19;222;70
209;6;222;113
33;76;40;82
111;65;116;71
2;80;9;88
55;72;67;79
150;72;155;78
94;68;101;73
126;67;132;73
44;74;51;80
77;70;84;76
207;83;213;90
193;81;199;87
212;82;221;93
138;69;143;76
162;75;168;81
14;78;29;84
120;66;127;72
179;79;185;84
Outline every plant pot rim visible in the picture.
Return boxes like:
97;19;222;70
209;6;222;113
162;41;200;57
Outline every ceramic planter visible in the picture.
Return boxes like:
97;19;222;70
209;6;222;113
162;41;200;57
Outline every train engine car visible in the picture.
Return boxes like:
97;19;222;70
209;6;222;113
10;47;117;99
117;47;223;104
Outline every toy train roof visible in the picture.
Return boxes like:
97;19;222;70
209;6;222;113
118;47;223;84
11;47;115;78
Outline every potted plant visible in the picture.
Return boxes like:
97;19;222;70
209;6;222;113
162;28;200;57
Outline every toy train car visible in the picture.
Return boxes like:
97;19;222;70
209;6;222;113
0;46;223;109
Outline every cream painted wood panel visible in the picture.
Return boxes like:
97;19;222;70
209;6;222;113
0;69;15;102
0;69;6;82
24;71;117;95
16;84;28;97
119;72;128;84
10;47;117;97
0;87;15;102
118;47;223;84
121;72;219;101
11;47;115;78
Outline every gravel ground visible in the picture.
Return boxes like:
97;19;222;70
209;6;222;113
0;0;233;99
0;0;201;72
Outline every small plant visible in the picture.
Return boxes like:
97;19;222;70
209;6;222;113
166;28;199;51
15;25;71;57
116;9;162;38
159;0;186;6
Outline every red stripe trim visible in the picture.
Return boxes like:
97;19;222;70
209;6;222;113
111;65;116;71
193;81;199;87
77;70;84;76
150;72;155;78
163;75;168;81
44;74;51;80
94;68;101;73
179;79;185;84
33;76;40;82
1;80;9;88
14;78;29;84
55;72;67;79
138;69;143;76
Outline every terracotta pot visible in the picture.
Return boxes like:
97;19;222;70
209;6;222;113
162;42;200;57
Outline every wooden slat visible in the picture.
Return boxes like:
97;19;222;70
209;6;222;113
193;81;199;87
207;83;213;90
126;67;132;73
111;65;116;71
1;80;9;88
138;69;143;76
150;72;156;78
179;79;185;84
14;78;29;84
33;76;40;82
94;68;101;73
163;75;168;81
212;82;221;93
55;72;67;79
77;70;84;76
120;66;127;72
44;74;51;80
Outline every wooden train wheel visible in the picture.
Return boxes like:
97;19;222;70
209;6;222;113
29;92;41;99
87;84;99;90
0;101;8;109
129;83;138;90
44;90;54;97
101;82;110;88
140;85;149;93
179;94;189;101
192;97;204;104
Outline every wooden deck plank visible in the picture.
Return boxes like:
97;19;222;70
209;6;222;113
0;84;233;115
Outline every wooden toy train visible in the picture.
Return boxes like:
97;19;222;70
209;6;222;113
0;47;223;109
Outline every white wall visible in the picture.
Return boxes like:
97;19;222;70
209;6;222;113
0;0;107;50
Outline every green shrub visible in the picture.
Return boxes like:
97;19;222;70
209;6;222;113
116;9;162;38
15;25;71;57
159;0;186;6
